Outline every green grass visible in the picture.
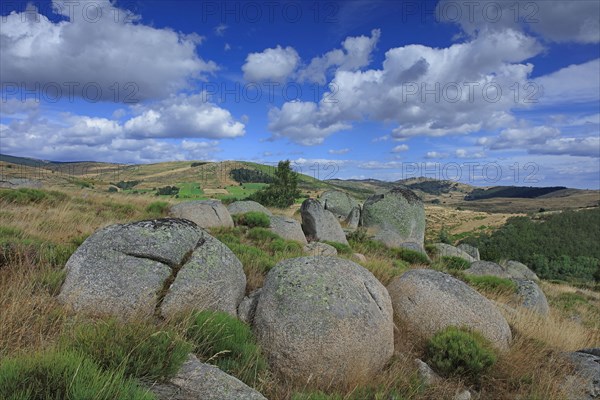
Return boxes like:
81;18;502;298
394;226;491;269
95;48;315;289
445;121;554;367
463;275;517;294
0;228;77;269
552;292;589;311
214;184;269;202
186;311;267;386
440;256;471;271
61;318;192;381
0;188;69;206
233;211;271;228
322;241;353;255
144;201;170;218
177;182;204;199
212;226;304;279
0;349;154;400
390;247;430;265
247;227;280;242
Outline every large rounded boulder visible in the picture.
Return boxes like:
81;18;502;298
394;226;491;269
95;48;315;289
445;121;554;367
387;269;512;350
170;200;234;228
253;256;394;388
319;190;360;220
59;219;245;319
361;187;425;248
300;198;348;245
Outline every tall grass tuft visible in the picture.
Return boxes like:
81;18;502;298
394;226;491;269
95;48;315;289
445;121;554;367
61;318;192;381
0;349;154;400
186;310;268;386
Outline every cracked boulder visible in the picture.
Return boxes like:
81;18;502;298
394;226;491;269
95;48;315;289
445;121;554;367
170;200;234;229
387;269;512;350
253;256;394;388
58;218;245;319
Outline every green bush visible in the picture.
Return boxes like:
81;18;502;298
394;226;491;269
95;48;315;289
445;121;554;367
322;241;353;255
62;318;192;381
186;311;267;385
391;247;430;265
346;228;369;243
441;256;471;271
145;201;170;218
463;275;517;294
233;211;271;228
0;349;153;400
426;326;496;381
247;160;301;208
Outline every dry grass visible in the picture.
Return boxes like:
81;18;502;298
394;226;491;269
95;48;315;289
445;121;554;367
0;257;67;359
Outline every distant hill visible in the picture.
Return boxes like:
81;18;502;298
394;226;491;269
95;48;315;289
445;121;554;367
465;186;567;201
1;154;597;213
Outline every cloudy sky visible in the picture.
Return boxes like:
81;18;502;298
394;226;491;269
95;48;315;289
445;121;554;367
1;0;599;188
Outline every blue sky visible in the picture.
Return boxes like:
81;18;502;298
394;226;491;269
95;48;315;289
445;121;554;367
1;0;599;188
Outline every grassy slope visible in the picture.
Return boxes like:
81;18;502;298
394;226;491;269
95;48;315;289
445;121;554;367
0;186;599;399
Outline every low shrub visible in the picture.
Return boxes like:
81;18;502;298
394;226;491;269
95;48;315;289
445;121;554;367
426;326;497;382
145;201;170;218
186;310;267;386
62;318;192;381
233;211;271;228
0;349;153;400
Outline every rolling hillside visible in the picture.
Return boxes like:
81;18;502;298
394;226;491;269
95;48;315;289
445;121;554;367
1;154;598;214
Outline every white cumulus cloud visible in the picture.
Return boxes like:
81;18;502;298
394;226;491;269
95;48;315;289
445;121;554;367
0;0;217;101
242;46;300;83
